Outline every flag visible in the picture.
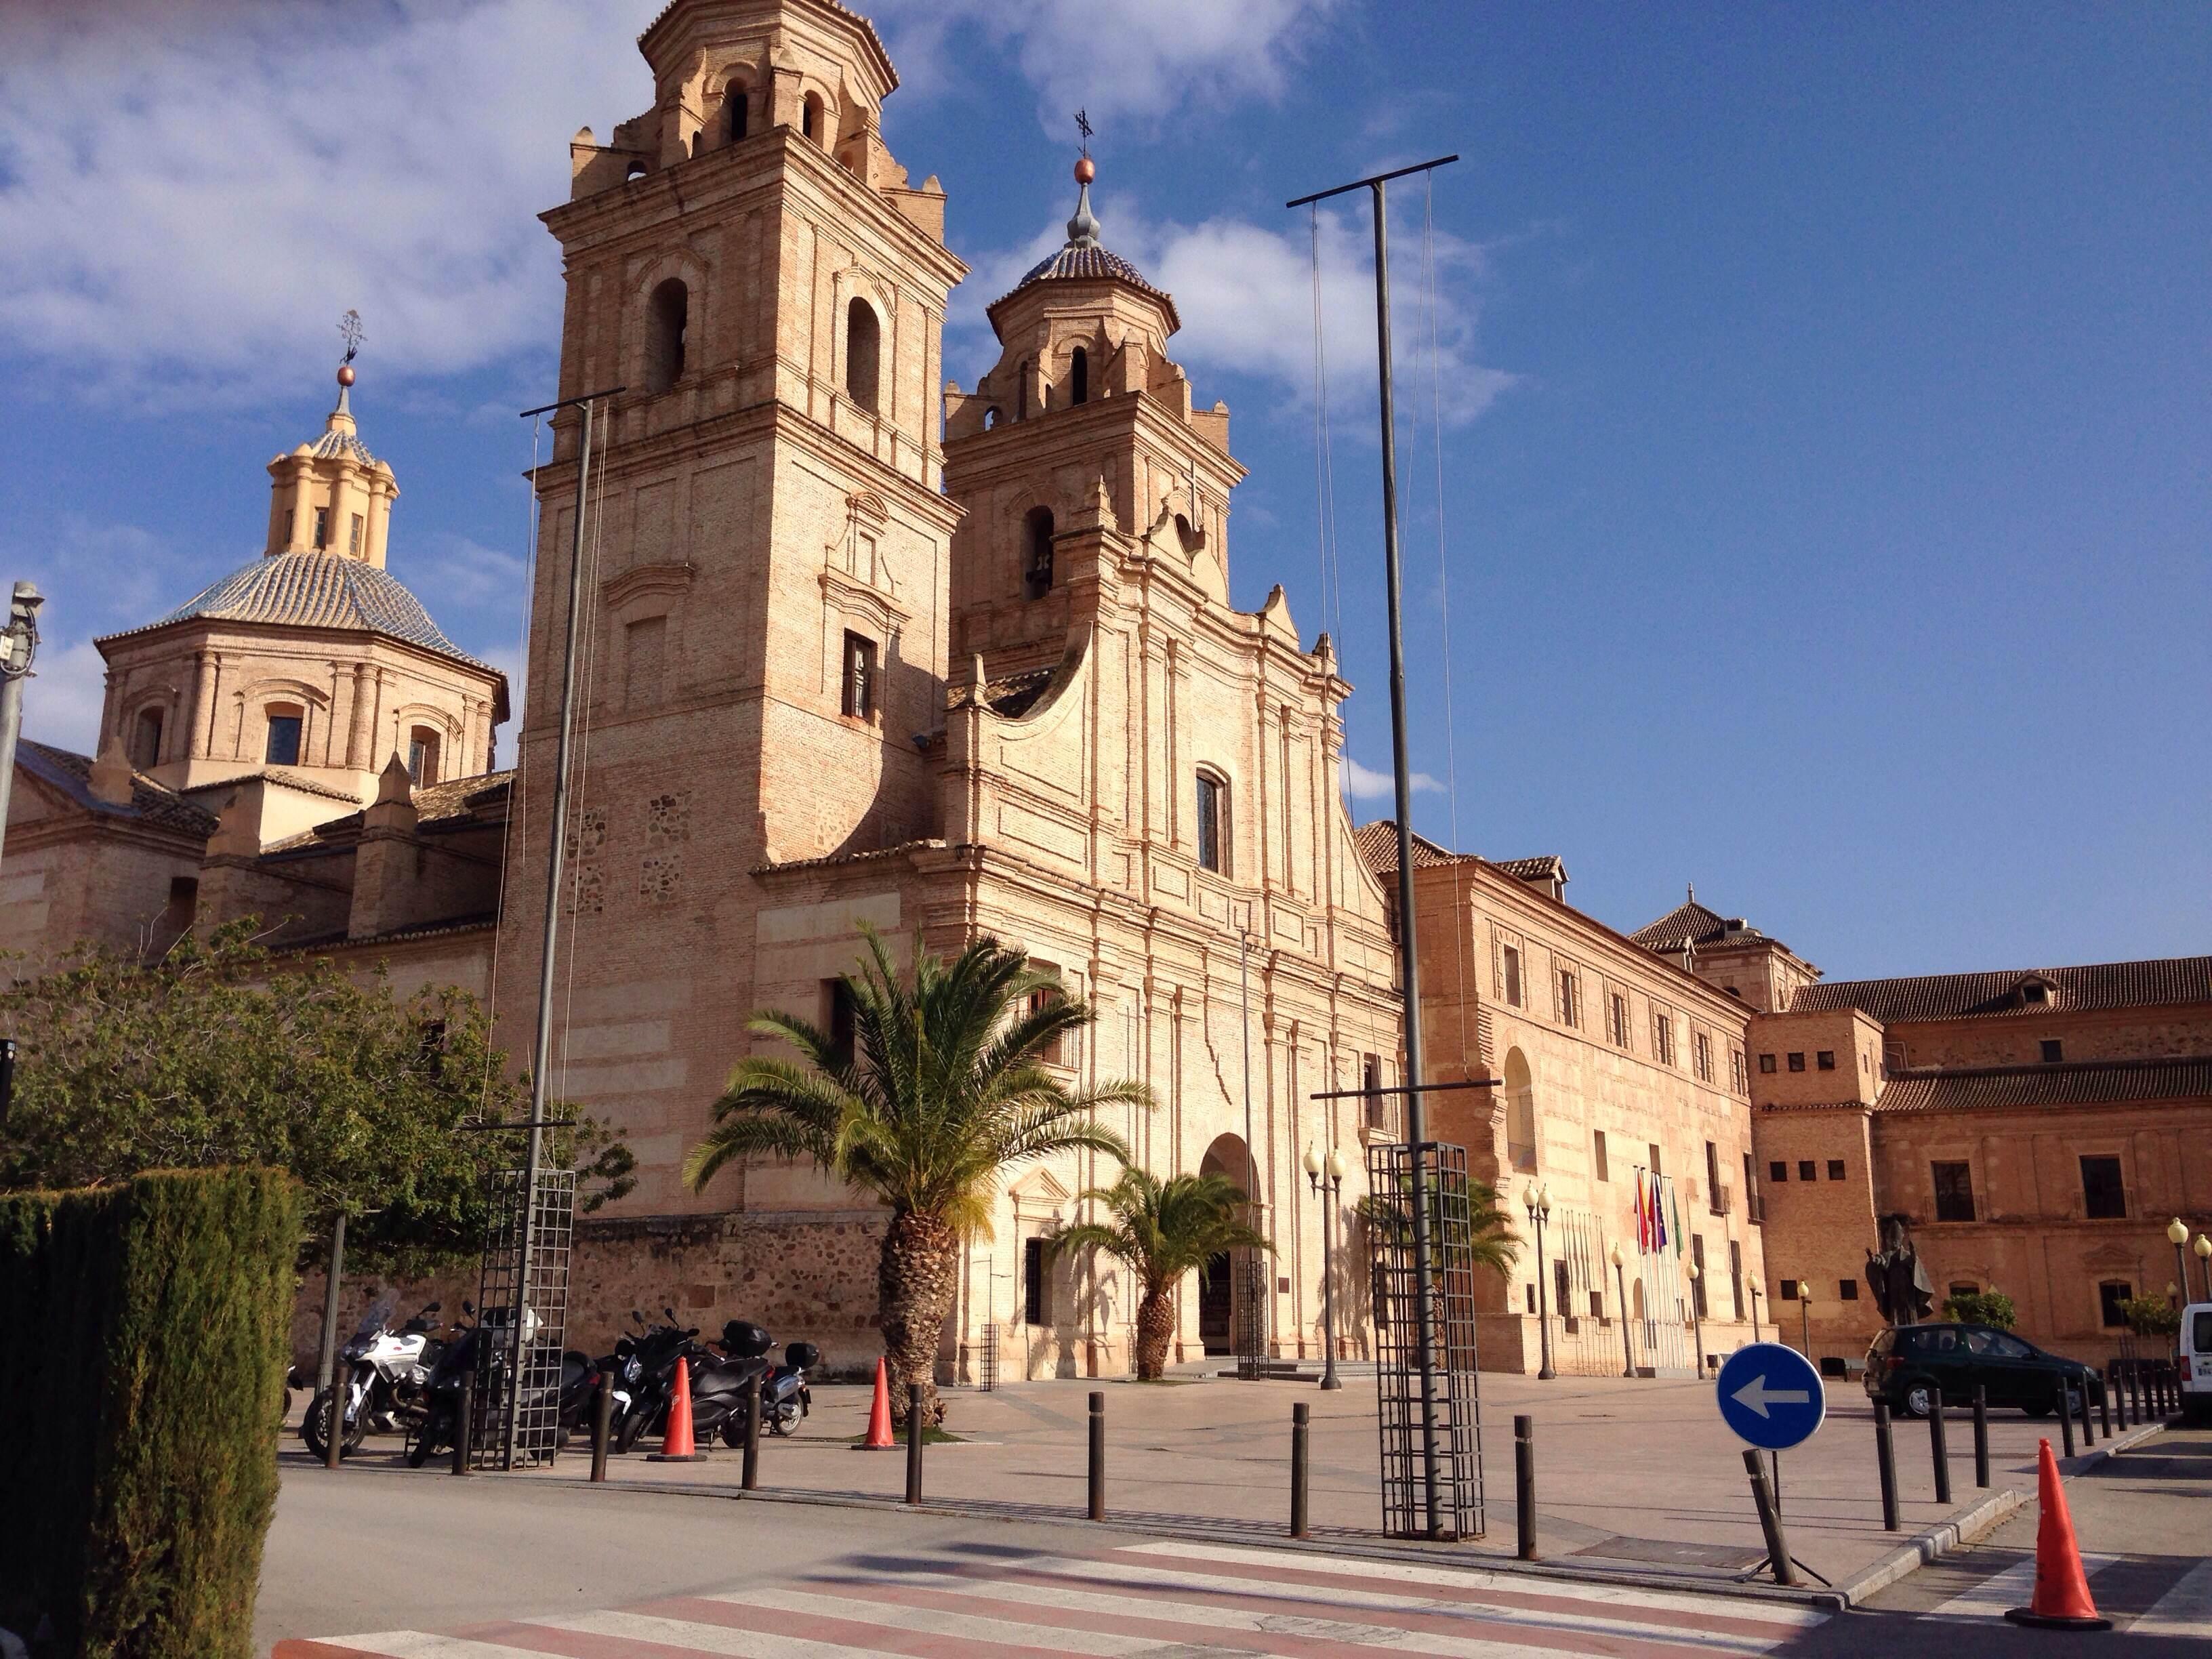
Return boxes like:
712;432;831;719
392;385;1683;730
1635;1172;1650;1252
1669;1181;1683;1260
1652;1172;1668;1252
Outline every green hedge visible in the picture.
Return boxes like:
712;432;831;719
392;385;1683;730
0;1168;300;1657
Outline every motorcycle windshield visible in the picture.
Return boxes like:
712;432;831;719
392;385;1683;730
354;1291;400;1336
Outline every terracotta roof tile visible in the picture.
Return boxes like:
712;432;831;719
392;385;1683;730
1791;958;2212;1022
1867;1057;2212;1113
18;741;217;837
1351;821;1563;887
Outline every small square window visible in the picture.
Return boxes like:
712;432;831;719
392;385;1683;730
1826;1158;1846;1181
1768;1160;1788;1183
2041;1039;2064;1063
1838;1279;1859;1301
1787;1052;1805;1072
1759;1053;1776;1074
1797;1160;1816;1183
1816;1050;1836;1071
1778;1279;1800;1301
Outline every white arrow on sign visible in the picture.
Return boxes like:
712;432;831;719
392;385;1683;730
1732;1373;1811;1419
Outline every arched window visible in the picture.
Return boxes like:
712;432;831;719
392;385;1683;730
264;704;304;767
1023;506;1054;599
802;92;825;144
645;278;687;392
983;407;1001;430
1504;1048;1536;1172
407;726;441;786
625;157;649;181
844;297;880;413
725;84;750;143
131;707;164;769
1070;346;1088;405
1194;769;1227;874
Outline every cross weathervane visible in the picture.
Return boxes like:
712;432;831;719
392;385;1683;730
337;309;364;365
1074;109;1092;157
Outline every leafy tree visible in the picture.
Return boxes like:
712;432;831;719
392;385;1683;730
1940;1288;2017;1330
1054;1168;1269;1380
685;930;1147;1423
2120;1293;2181;1337
0;922;634;1273
1356;1171;1520;1277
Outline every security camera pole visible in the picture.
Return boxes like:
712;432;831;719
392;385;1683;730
0;581;45;872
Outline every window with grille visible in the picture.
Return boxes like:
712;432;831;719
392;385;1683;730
1023;1237;1048;1326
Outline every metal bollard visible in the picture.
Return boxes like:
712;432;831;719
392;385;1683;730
2098;1374;2112;1439
2075;1372;2095;1446
905;1384;925;1505
2130;1360;2144;1426
590;1372;612;1483
2057;1377;2076;1458
741;1372;762;1492
1873;1401;1900;1531
1971;1386;1990;1488
1928;1393;1952;1505
1290;1403;1310;1540
1742;1448;1797;1587
1088;1391;1106;1521
450;1370;474;1476
1514;1414;1538;1560
325;1384;346;1471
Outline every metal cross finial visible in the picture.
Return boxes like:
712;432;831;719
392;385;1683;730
1074;108;1092;156
338;309;364;365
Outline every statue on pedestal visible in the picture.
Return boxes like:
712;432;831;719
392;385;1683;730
1866;1212;1934;1326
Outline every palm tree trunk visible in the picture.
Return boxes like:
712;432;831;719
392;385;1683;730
879;1208;958;1425
1134;1284;1176;1380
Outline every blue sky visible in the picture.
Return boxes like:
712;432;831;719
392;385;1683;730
1;1;2205;980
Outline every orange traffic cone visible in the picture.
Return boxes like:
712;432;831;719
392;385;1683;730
647;1355;702;1462
861;1356;895;1450
2005;1438;2110;1630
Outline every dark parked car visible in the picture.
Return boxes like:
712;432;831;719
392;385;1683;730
1864;1322;2104;1419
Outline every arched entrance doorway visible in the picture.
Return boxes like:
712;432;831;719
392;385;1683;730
1197;1132;1256;1357
1502;1047;1536;1176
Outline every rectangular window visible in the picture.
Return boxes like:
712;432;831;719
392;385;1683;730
1729;1048;1746;1092
1883;1040;1907;1076
1694;1031;1713;1082
2041;1039;2065;1063
626;615;667;708
1797;1160;1816;1183
1653;1012;1675;1066
264;713;302;767
1593;1129;1610;1182
1787;1052;1806;1072
1690;1235;1709;1317
1728;1240;1744;1320
1503;944;1523;1008
1744;1152;1760;1223
1931;1160;1976;1223
1816;1050;1836;1071
2099;1281;2132;1328
1023;1237;1048;1326
1839;1279;1859;1301
1195;773;1225;874
1361;1054;1385;1131
840;632;877;719
1553;1258;1570;1311
312;506;329;548
1027;981;1074;1068
1759;1053;1777;1074
1647;1143;1662;1179
825;979;857;1072
1779;1279;1800;1301
1769;1160;1788;1183
2080;1155;2127;1220
1609;993;1630;1049
1557;968;1580;1027
348;512;364;555
1704;1141;1721;1197
1827;1158;1846;1181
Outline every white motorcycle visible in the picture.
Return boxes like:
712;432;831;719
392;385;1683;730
302;1298;446;1460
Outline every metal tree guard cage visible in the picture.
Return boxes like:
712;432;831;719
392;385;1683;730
1236;1252;1271;1379
1366;1139;1485;1538
474;1166;577;1469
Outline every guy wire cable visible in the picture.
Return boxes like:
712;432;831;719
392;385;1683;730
554;427;612;1106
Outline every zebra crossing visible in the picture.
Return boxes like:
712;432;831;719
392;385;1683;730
1901;1550;2212;1637
272;1534;1830;1658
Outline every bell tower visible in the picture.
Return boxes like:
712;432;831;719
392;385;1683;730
500;0;964;1210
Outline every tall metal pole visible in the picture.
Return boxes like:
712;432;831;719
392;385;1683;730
0;581;46;871
506;392;601;1466
1240;930;1265;1368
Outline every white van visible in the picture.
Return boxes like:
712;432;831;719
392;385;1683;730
2182;1303;2211;1424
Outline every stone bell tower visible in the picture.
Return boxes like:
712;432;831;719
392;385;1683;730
499;0;964;1210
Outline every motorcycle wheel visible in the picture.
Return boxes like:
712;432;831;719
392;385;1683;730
720;1415;745;1450
302;1389;349;1460
614;1407;651;1455
405;1425;439;1469
769;1407;798;1437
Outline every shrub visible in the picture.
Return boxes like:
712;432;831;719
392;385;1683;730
2120;1294;2180;1338
1940;1288;2017;1330
0;1168;301;1657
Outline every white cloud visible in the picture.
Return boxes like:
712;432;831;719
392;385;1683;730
1343;756;1441;800
951;192;1517;429
23;638;109;758
872;0;1340;129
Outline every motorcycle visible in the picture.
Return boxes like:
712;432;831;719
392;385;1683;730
722;1336;818;1445
607;1310;698;1454
406;1300;562;1468
302;1298;445;1460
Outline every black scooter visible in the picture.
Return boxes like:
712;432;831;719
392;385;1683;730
407;1301;573;1467
722;1338;818;1444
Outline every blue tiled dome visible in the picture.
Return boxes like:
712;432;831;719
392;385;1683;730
115;552;494;674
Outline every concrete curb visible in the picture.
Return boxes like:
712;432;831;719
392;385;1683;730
1832;1488;2024;1607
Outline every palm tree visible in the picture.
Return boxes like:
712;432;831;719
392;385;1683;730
1356;1172;1520;1275
684;930;1149;1424
1054;1169;1270;1380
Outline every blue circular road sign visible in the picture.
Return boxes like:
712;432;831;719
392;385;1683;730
1715;1342;1826;1450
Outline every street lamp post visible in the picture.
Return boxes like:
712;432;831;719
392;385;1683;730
1750;1282;1764;1345
1686;1261;1705;1378
1523;1184;1555;1380
1610;1243;1635;1378
2170;1219;2191;1302
2194;1233;2211;1303
1798;1286;1814;1361
1303;1143;1347;1391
